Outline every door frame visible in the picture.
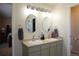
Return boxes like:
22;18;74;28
68;4;78;55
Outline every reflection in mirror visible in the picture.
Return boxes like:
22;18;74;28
42;17;52;32
25;14;36;32
32;18;36;32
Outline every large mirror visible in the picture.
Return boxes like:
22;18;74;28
42;17;52;32
25;14;36;32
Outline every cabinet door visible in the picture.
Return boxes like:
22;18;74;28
50;47;54;56
57;41;63;56
56;42;60;56
49;42;57;56
55;40;63;56
28;45;40;53
41;44;49;56
29;51;40;56
22;44;28;56
28;45;41;56
49;40;63;56
22;44;41;56
41;48;49;56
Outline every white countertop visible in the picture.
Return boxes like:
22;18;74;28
23;38;63;47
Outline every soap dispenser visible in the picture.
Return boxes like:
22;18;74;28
40;34;45;40
18;25;24;40
54;28;59;37
48;28;51;38
51;28;59;38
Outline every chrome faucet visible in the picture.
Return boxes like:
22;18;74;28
32;34;36;41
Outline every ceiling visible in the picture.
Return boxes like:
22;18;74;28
0;3;12;18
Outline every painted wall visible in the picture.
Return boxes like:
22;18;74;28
52;4;71;55
12;3;74;56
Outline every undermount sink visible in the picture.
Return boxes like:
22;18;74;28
27;39;43;46
28;38;58;45
28;39;42;44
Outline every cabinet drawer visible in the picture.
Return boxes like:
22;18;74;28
28;45;40;53
41;43;49;49
49;42;57;47
56;40;62;44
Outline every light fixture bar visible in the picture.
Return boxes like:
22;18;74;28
26;5;51;12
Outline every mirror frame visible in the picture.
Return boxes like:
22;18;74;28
25;14;36;33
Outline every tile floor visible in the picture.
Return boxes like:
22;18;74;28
0;43;12;56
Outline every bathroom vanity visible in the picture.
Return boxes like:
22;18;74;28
22;38;63;56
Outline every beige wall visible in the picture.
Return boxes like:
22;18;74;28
52;4;71;55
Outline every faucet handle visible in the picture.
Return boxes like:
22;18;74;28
32;34;36;39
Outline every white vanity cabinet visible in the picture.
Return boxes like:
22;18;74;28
41;43;49;56
49;42;57;56
56;40;63;56
22;38;63;56
49;40;63;56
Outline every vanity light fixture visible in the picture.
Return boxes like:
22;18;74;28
27;5;30;9
26;5;51;12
